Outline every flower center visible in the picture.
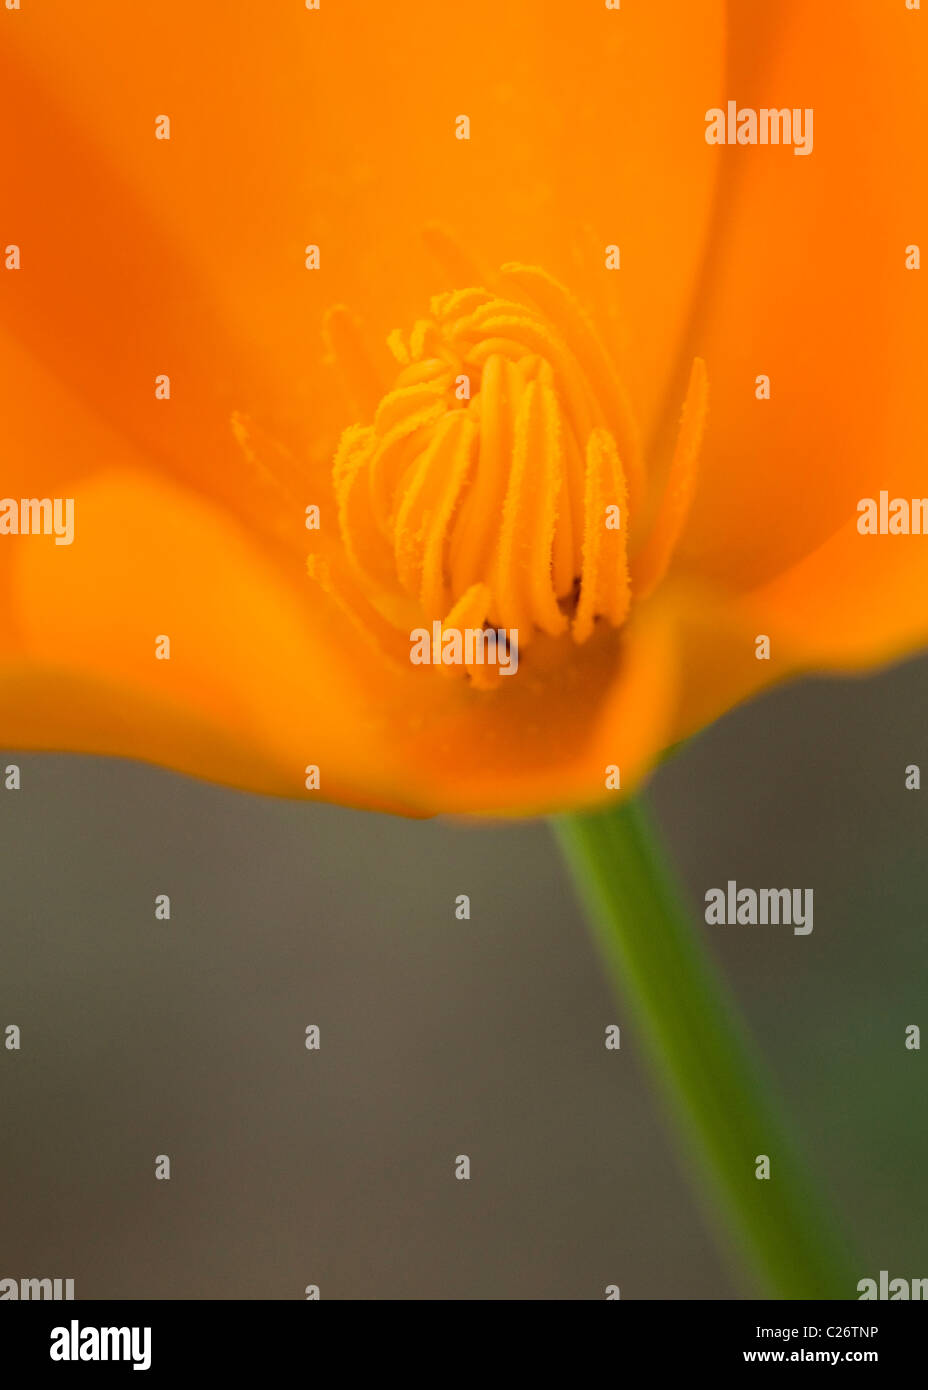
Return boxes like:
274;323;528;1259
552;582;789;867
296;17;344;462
310;264;707;688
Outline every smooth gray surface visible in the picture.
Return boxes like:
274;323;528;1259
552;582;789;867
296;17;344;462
1;655;926;1299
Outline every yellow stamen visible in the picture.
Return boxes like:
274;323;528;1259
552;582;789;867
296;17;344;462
573;428;631;644
448;354;515;597
306;552;409;670
631;357;708;600
437;581;499;689
332;424;396;589
310;263;707;689
393;411;475;616
367;391;450;527
498;264;643;511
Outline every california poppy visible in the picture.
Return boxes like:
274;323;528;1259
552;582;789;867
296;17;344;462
3;0;926;1304
1;0;926;818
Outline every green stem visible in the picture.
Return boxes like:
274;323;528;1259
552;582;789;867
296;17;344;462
554;795;855;1299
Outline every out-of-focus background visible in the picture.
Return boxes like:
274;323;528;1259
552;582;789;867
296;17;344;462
1;654;926;1300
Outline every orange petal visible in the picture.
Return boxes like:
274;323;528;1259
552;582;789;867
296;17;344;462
673;2;928;592
632;358;707;599
2;456;681;818
741;522;928;675
2;0;725;474
659;523;928;757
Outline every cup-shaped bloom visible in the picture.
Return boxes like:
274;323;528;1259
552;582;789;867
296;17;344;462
1;3;926;815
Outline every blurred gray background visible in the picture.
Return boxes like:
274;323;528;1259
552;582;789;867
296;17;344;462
1;654;926;1300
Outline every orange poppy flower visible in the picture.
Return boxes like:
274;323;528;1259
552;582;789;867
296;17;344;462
1;1;926;817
